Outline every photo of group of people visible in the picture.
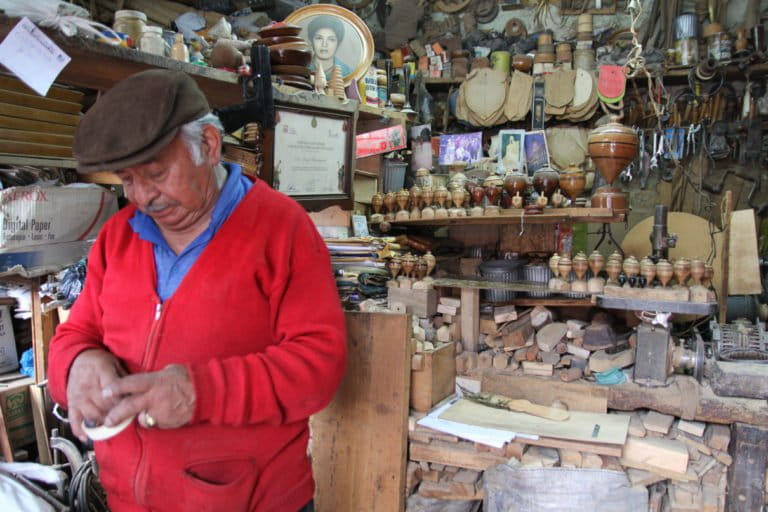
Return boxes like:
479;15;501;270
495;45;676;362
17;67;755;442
438;132;483;165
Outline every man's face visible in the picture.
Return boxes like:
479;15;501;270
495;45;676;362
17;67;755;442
114;135;217;233
313;28;339;60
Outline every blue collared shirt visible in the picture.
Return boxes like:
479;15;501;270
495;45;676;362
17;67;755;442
128;164;252;301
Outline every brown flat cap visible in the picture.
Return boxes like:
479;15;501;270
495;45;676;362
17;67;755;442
73;69;210;172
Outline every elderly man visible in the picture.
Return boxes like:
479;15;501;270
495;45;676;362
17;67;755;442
47;69;347;512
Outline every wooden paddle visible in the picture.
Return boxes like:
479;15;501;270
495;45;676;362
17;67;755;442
460;386;570;421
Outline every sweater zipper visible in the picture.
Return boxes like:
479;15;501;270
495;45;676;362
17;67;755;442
134;301;163;505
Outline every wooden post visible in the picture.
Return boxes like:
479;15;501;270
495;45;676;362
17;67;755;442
30;278;59;385
460;288;480;352
719;190;732;323
726;423;768;511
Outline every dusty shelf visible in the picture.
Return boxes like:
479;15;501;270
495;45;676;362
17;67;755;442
383;208;625;226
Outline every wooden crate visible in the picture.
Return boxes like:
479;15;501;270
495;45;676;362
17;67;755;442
388;287;437;318
411;342;456;412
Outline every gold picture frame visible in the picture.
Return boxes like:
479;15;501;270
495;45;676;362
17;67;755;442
285;4;374;86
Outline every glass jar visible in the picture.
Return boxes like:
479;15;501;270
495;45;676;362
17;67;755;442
113;10;146;48
707;32;731;62
170;33;189;63
139;26;166;57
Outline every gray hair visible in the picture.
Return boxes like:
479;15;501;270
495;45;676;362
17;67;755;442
179;113;224;165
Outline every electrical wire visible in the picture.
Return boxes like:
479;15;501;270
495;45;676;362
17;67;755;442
68;457;108;512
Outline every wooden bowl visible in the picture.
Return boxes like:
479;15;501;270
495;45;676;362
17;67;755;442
269;41;311;51
258;24;302;38
256;36;306;46
270;47;313;67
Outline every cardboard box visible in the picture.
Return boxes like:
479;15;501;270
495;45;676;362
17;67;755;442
0;377;35;452
388;287;437;318
0;240;92;278
0;306;18;374
0;184;117;250
411;342;456;412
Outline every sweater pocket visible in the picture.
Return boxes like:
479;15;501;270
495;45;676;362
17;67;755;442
178;456;259;512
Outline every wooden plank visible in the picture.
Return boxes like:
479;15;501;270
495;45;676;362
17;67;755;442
726;423;768;512
0;128;73;146
417;479;484;500
522;435;622;457
410;343;455;412
0;90;82;114
0;73;84;103
0;140;72;158
393;208;624;226
30;280;58;385
409;441;508;471
728;210;762;295
622;437;689;474
480;373;608;413
439;399;628;445
719;191;732;323
460;288;479;352
602;285;690;302
0;115;77;136
29;384;51;465
311;312;411;512
0;102;80;126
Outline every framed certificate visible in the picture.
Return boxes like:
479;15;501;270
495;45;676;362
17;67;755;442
270;106;354;210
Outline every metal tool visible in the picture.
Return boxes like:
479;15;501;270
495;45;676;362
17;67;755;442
650;205;678;262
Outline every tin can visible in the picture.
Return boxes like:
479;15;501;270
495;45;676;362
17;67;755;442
708;33;732;61
114;10;146;48
675;38;698;66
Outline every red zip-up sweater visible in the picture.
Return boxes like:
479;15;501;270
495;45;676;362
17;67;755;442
47;179;347;511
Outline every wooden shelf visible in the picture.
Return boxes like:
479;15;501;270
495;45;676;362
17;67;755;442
358;104;410;125
386;208;625;226
0;153;77;169
505;297;595;307
424;77;464;85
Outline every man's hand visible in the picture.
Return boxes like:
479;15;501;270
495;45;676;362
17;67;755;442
66;349;126;442
101;364;195;429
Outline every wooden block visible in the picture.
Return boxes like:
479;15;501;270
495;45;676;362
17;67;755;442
443;465;460;474
437;303;458;316
581;453;603;469
701;462;726;486
502;311;534;349
421;469;440;482
442;314;454;324
525;344;539;362
411;342;456;411
436;325;451;343
558;449;582;468
419;461;431;472
494;304;517;323
530;306;553;329
687;443;701;461
504;442;525;459
539;351;560;365
588;348;635;373
409;440;509;471
566;343;591;360
412;354;425;371
692;455;718;478
479;317;498;336
405;461;422;495
626;412;646;437
388;287;437;317
521;446;559;468
566;319;587;338
513;347;528;362
622;437;690;474
704;424;730;452
536;322;567;352
448;321;461;342
521;435;622;457
677;419;706;438
644;411;675;435
712;450;732;466
603;456;624;472
417;479;484;500
522;361;553;377
440;297;462;308
492;353;509;370
602;285;690;301
477;350;493;369
627;468;668;487
675;430;712;455
454;341;464;355
559;367;583;382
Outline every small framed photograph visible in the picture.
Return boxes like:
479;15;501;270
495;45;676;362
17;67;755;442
438;132;483;166
411;124;433;171
497;129;525;173
524;130;550;175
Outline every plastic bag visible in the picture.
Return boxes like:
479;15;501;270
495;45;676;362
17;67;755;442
0;0;117;39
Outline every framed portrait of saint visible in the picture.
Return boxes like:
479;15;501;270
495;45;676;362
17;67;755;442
524;130;550;175
497;129;525;174
285;4;374;86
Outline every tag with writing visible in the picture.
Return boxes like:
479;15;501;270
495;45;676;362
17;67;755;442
0;17;71;96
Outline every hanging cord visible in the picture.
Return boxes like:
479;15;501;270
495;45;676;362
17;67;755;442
624;0;664;124
68;457;108;512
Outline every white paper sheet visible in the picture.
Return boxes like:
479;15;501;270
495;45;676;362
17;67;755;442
0;17;71;96
417;398;538;449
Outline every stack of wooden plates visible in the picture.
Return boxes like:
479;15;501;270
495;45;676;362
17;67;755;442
257;24;314;91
